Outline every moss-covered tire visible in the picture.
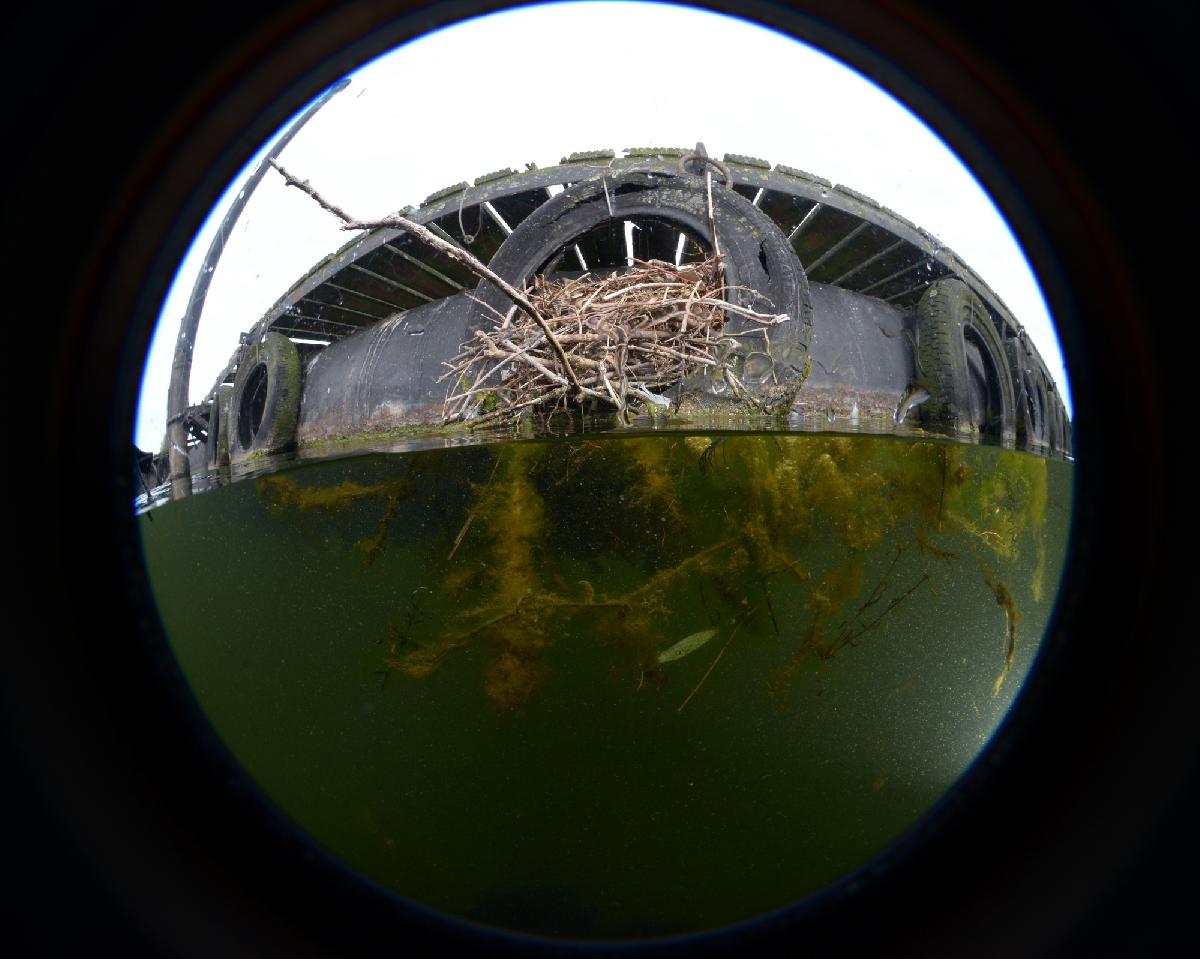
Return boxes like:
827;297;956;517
230;332;302;463
204;383;234;469
1005;335;1040;448
1047;384;1070;455
472;172;813;357
915;278;1016;439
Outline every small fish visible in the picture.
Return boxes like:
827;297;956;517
893;383;931;424
635;385;671;415
658;628;718;664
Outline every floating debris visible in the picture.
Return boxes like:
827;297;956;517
984;569;1022;696
658;628;719;664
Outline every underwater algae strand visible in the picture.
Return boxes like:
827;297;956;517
141;432;1071;938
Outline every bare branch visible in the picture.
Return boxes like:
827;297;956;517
270;159;584;395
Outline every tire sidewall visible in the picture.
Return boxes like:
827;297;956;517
474;173;813;355
230;332;302;462
205;382;235;468
916;277;1016;440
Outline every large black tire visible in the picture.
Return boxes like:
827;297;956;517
471;172;813;363
1047;383;1071;455
204;383;234;468
296;294;475;437
1005;334;1042;449
1005;333;1073;455
915;278;1016;440
230;332;302;462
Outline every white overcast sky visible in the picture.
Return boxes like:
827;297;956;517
135;0;1071;450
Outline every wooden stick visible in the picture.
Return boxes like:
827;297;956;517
677;615;749;714
270;159;585;395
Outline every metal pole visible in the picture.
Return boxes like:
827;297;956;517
167;77;350;499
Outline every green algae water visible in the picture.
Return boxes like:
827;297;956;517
139;432;1072;940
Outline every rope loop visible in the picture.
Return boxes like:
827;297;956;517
677;153;733;189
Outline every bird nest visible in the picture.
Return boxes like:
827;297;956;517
440;254;788;425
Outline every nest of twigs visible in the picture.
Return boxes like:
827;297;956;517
440;254;788;425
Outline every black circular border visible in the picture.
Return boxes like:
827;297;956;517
7;1;1193;956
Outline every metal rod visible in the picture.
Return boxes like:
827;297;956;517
165;76;350;499
483;201;514;236
787;202;822;243
828;238;906;287
858;257;933;295
324;281;409;312
348;263;434;302
295;298;383;323
382;241;466;291
802;221;869;274
425;222;467;250
884;278;935;303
